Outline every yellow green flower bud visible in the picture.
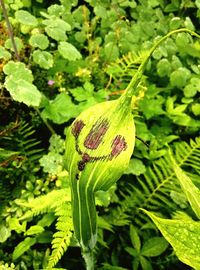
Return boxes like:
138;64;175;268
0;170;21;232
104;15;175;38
65;99;135;250
64;29;200;258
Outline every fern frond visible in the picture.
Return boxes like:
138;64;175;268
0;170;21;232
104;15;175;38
47;202;73;268
15;121;43;162
18;188;71;220
106;50;148;85
1;121;43;163
115;137;200;226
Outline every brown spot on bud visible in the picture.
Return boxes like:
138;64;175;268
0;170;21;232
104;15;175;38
82;153;91;162
110;135;127;158
72;120;85;138
84;119;109;150
78;153;91;171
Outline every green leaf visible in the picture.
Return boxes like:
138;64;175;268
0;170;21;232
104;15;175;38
8;218;26;233
0;225;11;243
47;4;64;16
12;237;36;260
37;231;53;244
170;67;191;88
39;152;63;174
4;37;24;53
29;33;49;50
100;264;128;270
104;42;119;61
25;225;44;236
125;158;146;176
139;98;165;119
3;61;33;82
0;46;11;60
125;246;138;257
5;77;42;107
192;103;200;116
183;77;200;98
32;50;53;69
44;18;71;41
49;134;65;153
58;41;82;61
170;17;182;30
171;157;200;219
38;213;56;227
142;210;200;270
15;10;38;26
139;256;153;270
41;92;78;124
157;58;171;77
69;81;94;101
141;237;168;257
0;148;19;162
130;225;141;251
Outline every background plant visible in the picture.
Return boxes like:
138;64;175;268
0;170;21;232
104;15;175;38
0;0;200;269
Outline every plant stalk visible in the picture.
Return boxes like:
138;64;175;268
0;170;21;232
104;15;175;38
0;0;20;61
120;28;200;106
82;249;94;270
35;108;55;135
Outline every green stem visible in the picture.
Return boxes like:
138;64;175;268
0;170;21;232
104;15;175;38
120;28;200;105
35;108;55;135
82;249;94;270
0;0;20;61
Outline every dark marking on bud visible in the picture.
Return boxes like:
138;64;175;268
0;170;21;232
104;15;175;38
84;119;109;150
72;120;85;139
78;160;86;171
78;153;91;171
110;135;127;159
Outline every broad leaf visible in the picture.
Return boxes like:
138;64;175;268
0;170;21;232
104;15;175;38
15;10;38;26
141;237;168;257
171;156;200;219
0;225;11;243
0;46;11;60
58;41;82;61
3;61;33;82
13;237;36;260
41;92;78;123
44;18;71;41
32;50;53;69
4;37;24;53
5;77;42;107
25;225;44;236
125;158;146;176
142;210;200;270
29;33;49;50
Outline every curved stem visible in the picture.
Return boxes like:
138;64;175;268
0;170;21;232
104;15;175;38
0;0;20;61
82;249;94;270
120;28;200;105
35;108;55;134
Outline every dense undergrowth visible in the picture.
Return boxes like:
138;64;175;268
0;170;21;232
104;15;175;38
0;0;200;269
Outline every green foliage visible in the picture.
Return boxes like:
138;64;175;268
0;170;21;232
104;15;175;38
47;202;73;268
58;42;82;61
3;61;42;107
125;225;168;270
14;188;72;267
172;155;200;219
111;137;200;227
143;210;200;270
1;0;200;269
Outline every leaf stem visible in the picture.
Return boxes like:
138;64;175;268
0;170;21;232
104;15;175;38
35;107;55;135
82;249;94;270
120;28;200;105
0;0;20;61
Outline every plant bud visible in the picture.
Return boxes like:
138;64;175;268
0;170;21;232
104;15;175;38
65;99;135;250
